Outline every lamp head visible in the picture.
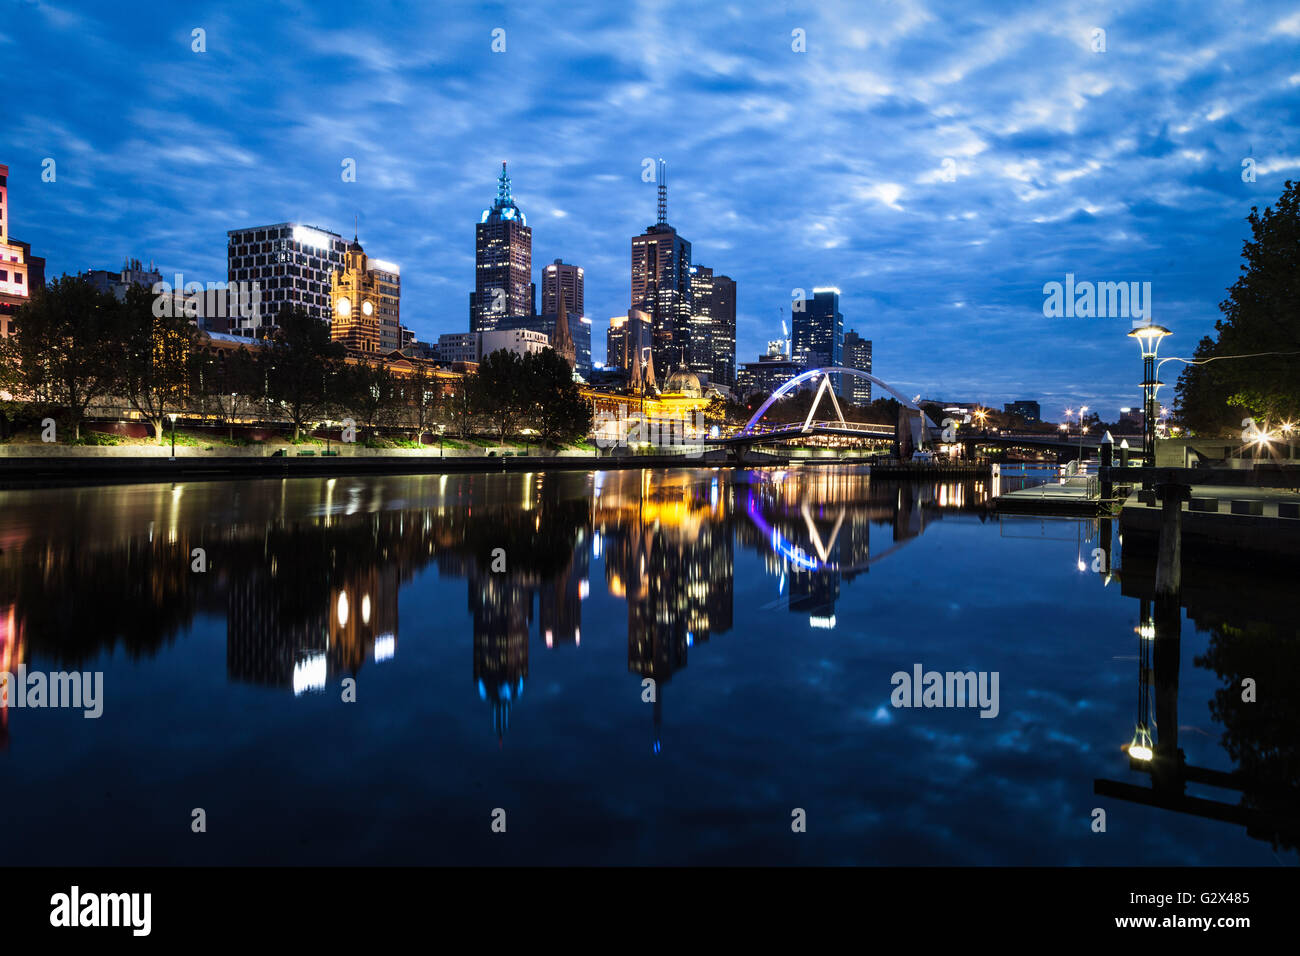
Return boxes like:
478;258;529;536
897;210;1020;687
1127;323;1171;358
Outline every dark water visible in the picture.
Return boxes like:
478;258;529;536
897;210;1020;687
0;466;1295;865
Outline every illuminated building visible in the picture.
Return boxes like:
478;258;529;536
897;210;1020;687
0;163;46;339
843;329;873;405
227;222;348;334
690;265;736;387
631;160;693;375
330;236;402;353
471;162;533;332
792;288;844;394
542;259;583;316
480;328;551;360
607;308;652;375
1003;400;1041;423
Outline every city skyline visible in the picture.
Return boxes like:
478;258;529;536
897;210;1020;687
6;1;1300;417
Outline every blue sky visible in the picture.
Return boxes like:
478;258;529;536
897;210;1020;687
6;0;1299;418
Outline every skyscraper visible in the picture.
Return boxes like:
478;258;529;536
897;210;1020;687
690;265;736;387
471;162;532;333
843;329;873;405
542;259;583;317
792;288;844;393
631;160;692;376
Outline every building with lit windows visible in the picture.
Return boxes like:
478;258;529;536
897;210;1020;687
541;259;583;317
792;288;844;393
843;329;873;405
0;163;46;339
471;163;533;332
631;161;693;375
689;265;736;387
329;237;401;353
227;222;347;335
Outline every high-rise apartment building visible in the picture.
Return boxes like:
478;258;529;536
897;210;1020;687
842;329;873;405
541;259;583;317
471;163;532;332
631;161;693;376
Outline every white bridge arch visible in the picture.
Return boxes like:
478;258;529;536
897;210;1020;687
741;367;938;441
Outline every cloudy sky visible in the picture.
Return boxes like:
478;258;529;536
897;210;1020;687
7;0;1299;418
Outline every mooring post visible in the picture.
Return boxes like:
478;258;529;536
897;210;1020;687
1100;431;1114;502
1153;479;1191;598
1118;438;1130;468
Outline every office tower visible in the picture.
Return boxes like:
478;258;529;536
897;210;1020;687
471;162;532;333
607;308;652;376
690;265;736;387
631;160;692;376
0;163;45;339
329;236;401;353
226;222;348;335
542;259;583;317
843;329;873;405
792;287;844;393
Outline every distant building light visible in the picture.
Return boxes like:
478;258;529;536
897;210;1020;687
374;633;396;663
812;286;842;295
371;258;400;274
810;615;837;629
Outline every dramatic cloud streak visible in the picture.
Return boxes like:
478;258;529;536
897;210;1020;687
8;0;1299;415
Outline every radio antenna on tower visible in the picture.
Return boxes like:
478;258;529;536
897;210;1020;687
656;159;668;225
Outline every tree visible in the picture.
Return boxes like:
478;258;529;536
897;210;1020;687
118;285;195;445
258;306;346;440
344;360;404;441
522;348;593;448
0;275;124;441
190;342;259;441
471;348;528;447
1176;179;1300;435
404;363;441;442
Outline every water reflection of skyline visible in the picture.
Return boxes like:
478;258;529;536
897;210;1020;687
0;468;1295;860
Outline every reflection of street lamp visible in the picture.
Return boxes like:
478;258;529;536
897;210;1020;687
1127;324;1171;483
168;412;178;460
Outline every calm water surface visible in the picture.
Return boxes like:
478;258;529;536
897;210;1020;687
0;465;1295;865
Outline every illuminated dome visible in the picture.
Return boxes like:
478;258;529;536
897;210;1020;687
480;161;527;226
663;368;703;397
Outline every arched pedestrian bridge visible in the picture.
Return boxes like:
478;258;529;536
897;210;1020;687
711;367;938;449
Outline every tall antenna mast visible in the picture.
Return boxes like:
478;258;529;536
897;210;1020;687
656;158;667;225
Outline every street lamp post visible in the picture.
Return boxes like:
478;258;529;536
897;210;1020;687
168;412;178;460
1128;323;1171;489
1077;405;1089;466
